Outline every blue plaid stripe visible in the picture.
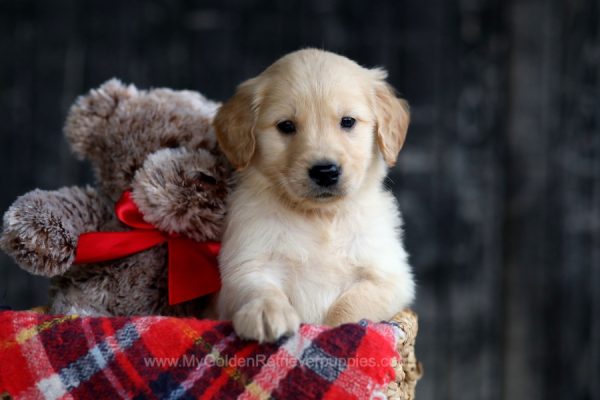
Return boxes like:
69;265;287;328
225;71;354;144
59;322;140;390
300;344;347;382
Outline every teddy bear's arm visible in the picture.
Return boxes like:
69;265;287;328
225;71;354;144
0;186;111;277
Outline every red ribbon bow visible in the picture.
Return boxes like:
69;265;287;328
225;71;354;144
74;191;221;305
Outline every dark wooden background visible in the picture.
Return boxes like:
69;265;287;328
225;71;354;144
1;1;598;399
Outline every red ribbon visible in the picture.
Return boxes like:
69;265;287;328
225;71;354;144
74;191;221;305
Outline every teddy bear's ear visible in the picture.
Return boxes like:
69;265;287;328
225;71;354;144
64;78;138;160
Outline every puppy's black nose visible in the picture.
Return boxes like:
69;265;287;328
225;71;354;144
308;162;341;187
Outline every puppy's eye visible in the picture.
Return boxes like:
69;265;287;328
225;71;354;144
276;120;296;134
340;117;356;129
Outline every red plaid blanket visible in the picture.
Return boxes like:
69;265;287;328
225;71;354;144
0;311;401;399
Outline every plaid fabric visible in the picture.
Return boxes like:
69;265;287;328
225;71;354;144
0;311;401;400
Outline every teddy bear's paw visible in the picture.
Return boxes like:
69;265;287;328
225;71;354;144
232;297;301;343
1;192;78;276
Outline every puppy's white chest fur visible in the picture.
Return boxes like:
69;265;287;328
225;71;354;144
263;212;360;323
217;168;413;325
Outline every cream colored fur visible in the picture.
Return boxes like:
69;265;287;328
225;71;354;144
214;49;415;342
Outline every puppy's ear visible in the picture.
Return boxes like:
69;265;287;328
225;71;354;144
214;78;262;170
372;69;410;167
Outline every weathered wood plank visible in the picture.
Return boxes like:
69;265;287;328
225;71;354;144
505;0;599;399
429;1;508;399
556;0;600;397
504;0;560;396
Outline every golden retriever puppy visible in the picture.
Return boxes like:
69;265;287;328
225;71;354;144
213;48;414;342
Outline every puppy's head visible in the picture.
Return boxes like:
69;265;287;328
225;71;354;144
214;49;409;209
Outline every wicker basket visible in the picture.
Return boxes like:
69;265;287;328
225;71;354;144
387;309;423;399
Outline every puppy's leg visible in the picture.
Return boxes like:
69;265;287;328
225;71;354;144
218;268;300;343
232;288;300;343
324;277;412;326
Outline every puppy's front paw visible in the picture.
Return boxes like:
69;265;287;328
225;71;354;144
232;298;300;343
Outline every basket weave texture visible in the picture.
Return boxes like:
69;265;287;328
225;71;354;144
386;309;423;399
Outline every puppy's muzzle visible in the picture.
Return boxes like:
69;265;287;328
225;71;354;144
308;161;341;188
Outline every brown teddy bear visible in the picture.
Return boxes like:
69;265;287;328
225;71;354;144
0;79;231;317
